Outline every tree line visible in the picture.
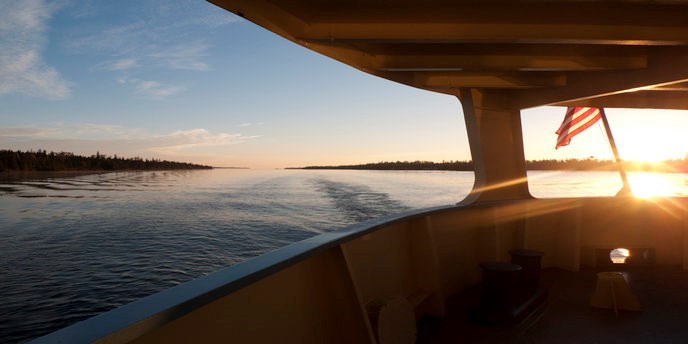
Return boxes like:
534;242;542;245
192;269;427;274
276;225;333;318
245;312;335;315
0;150;212;172
296;158;688;172
297;160;474;171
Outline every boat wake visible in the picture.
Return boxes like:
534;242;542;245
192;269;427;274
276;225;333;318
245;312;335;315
311;178;410;223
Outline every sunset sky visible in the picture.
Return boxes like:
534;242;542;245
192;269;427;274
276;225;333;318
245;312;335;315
2;0;688;169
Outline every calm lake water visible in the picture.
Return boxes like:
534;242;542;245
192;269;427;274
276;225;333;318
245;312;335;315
1;169;687;342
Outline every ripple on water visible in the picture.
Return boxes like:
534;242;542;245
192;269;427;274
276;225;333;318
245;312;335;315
311;177;410;223
0;170;462;342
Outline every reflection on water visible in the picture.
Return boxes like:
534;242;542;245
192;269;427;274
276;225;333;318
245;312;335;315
0;169;469;342
527;171;688;198
627;173;675;198
1;169;688;341
312;178;410;222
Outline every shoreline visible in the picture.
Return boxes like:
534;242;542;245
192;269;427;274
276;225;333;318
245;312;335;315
1;170;112;182
0;169;213;182
291;167;687;172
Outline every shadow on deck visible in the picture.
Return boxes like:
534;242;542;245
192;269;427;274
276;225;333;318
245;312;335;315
418;266;688;343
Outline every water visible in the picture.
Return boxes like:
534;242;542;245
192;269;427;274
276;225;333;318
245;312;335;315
1;169;687;342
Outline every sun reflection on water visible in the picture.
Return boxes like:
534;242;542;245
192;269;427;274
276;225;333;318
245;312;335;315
630;173;674;198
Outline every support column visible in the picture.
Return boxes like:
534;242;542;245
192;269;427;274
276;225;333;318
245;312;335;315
459;88;531;204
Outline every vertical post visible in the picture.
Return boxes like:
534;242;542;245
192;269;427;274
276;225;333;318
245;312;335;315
459;88;531;203
599;109;631;195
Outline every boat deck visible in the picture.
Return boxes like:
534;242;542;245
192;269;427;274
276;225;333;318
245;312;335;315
418;266;688;343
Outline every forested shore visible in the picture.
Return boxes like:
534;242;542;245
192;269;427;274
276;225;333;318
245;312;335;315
0;150;212;172
294;158;688;172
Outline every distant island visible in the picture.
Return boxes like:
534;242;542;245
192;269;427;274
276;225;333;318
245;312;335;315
290;159;688;172
1;150;212;172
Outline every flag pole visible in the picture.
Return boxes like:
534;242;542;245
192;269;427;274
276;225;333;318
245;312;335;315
599;109;631;195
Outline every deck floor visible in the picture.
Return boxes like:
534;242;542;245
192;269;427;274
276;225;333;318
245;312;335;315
418;266;688;343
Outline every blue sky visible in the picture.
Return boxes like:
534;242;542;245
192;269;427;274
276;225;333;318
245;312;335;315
2;0;687;168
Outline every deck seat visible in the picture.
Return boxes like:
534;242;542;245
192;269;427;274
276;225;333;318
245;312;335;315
590;271;641;315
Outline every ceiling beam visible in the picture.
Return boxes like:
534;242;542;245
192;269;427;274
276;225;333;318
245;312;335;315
300;22;688;46
651;82;688;91
209;0;688;110
293;2;688;46
553;90;688;110
353;43;648;55
419;72;566;89
284;2;688;28
509;48;688;109
373;54;646;72
209;0;308;41
375;71;565;90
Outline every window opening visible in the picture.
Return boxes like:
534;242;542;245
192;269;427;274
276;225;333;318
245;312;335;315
610;248;630;264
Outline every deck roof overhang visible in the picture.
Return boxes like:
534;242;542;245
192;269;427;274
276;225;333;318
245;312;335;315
209;0;688;110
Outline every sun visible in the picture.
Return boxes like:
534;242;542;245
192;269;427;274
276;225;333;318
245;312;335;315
630;173;673;198
612;111;688;163
617;130;679;162
622;146;668;162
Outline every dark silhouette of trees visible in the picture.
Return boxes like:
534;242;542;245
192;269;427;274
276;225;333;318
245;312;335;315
295;158;688;172
298;160;473;171
0;150;212;172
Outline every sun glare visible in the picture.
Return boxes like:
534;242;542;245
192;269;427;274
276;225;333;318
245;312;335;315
622;146;671;162
630;173;673;198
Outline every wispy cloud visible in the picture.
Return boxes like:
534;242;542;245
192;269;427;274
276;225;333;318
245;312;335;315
0;126;55;138
104;58;139;71
151;129;255;153
148;41;210;71
0;124;143;140
0;124;257;156
68;1;238;72
117;76;185;99
238;122;264;128
0;0;70;98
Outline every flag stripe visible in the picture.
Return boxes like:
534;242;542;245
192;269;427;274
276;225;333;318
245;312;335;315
566;107;599;131
556;107;601;147
556;117;599;147
555;107;602;148
556;107;599;134
561;108;600;136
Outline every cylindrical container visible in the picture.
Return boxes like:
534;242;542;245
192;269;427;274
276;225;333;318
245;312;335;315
509;249;544;295
479;261;522;310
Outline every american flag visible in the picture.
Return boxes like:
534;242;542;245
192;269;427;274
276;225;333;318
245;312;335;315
555;107;602;149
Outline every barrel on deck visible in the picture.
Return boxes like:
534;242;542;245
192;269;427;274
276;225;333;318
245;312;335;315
478;261;522;310
509;249;544;295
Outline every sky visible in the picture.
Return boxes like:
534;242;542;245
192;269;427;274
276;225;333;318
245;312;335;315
2;0;687;169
